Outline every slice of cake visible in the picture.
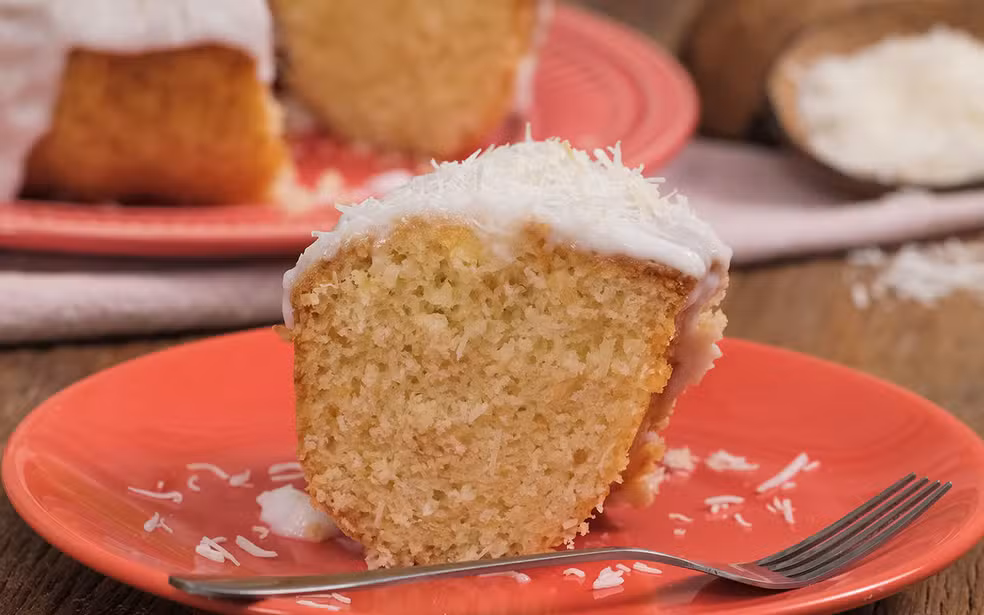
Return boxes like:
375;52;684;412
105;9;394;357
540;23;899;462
1;0;285;205
269;0;544;158
283;138;730;568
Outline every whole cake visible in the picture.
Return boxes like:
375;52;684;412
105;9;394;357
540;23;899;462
1;0;285;205
267;0;542;159
0;0;543;206
283;138;731;568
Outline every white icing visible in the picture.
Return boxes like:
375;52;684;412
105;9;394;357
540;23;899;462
282;138;731;327
0;0;274;200
0;1;66;200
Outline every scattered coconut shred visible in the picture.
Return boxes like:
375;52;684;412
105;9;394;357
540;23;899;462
848;239;984;308
795;26;984;186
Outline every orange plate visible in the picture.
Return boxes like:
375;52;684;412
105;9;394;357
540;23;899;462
0;6;697;259
4;331;984;615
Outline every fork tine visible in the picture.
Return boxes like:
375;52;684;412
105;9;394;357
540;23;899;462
765;476;929;573
794;481;952;583
756;473;917;566
775;480;946;578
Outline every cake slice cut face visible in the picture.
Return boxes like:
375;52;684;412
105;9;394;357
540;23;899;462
284;139;731;568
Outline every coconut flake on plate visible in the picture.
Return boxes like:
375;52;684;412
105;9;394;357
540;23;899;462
592;566;625;590
296;599;341;610
668;512;693;523
127;487;182;503
733;512;753;528
186;462;230;480
632;562;663;574
705;450;759;472
235;535;278;558
756;453;812;493
142;512;173;534
252;525;270;539
662;447;699;473
195;536;240;566
563;567;586;579
673;528;687;537
478;571;532;583
229;469;253;488
186;475;201;492
256;485;339;541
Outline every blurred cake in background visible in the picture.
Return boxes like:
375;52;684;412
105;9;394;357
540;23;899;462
270;0;544;159
1;0;286;205
0;0;545;206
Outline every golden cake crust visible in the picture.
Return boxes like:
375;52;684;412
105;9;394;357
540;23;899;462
23;45;285;205
271;0;538;158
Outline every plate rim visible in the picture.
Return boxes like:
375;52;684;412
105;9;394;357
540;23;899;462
4;329;984;615
0;5;698;260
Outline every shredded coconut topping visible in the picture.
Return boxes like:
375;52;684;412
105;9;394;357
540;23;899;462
272;473;306;482
770;497;796;525
733;512;753;528
705;450;759;472
615;563;632;574
632;562;663;574
235;535;278;558
127;487;182;503
296;599;341;610
142;512;173;533
195;536;240;566
229;469;253;488
849;240;984;307
186;463;229;480
795;26;984;186
673;528;687;537
186;475;201;492
668;512;693;523
282;139;731;327
563;568;586;579
592;566;625;590
662;447;699;473
756;453;812;493
478;571;531;584
252;525;270;539
269;461;303;475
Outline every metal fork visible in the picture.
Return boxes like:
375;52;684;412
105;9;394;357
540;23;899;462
170;473;950;599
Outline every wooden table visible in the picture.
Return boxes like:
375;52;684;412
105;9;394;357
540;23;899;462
2;2;982;614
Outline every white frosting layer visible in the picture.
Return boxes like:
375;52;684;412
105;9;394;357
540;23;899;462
57;0;274;82
0;0;274;200
282;138;732;326
0;1;66;199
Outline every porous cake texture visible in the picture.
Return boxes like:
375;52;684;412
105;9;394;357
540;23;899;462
270;0;540;158
284;139;730;567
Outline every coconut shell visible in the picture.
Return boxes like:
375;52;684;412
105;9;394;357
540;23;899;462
768;0;984;195
681;0;949;139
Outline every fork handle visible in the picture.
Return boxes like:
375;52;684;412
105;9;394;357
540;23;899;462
170;546;703;599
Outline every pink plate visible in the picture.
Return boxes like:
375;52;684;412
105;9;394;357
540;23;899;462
0;6;697;259
4;331;984;614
